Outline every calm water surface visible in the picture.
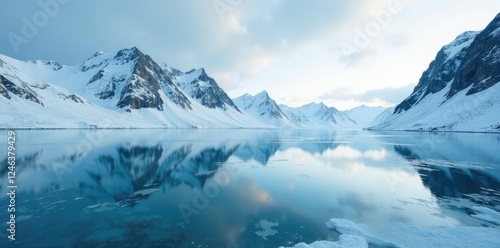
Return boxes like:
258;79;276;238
0;129;499;247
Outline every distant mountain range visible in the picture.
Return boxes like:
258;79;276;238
1;13;499;131
342;105;386;127
0;47;357;129
370;13;500;132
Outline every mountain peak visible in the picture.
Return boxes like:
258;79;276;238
447;13;500;98
374;13;500;132
348;104;386;111
114;47;143;63
186;67;209;79
233;90;290;125
237;93;252;99
170;66;239;111
27;60;64;71
82;46;192;111
256;90;270;98
128;46;140;53
304;102;327;108
442;31;480;57
91;51;105;58
198;68;211;79
88;51;106;60
120;46;141;54
394;28;480;114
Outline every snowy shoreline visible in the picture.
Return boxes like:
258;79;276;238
2;126;499;135
285;213;500;248
364;128;500;134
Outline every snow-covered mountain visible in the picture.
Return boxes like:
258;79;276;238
233;91;296;127
370;106;395;127
370;13;500;132
282;102;358;128
343;105;387;127
0;47;356;129
231;91;358;128
162;66;240;112
0;51;160;128
82;47;192;111
0;47;264;128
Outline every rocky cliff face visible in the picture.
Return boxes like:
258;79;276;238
395;13;500;114
86;47;192;112
0;74;43;105
234;91;286;118
171;68;240;111
448;13;500;98
394;31;479;114
371;13;500;132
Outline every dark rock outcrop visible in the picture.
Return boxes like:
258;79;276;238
448;13;500;98
86;47;192;111
181;68;240;111
394;13;500;115
394;31;479;114
0;75;43;105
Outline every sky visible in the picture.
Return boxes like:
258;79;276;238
1;0;499;110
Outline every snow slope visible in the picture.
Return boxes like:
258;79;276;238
0;50;260;128
370;14;500;132
369;106;395;127
371;83;500;132
233;91;297;128
232;91;358;128
343;105;386;128
164;66;240;112
289;102;358;128
285;218;500;248
1;47;358;129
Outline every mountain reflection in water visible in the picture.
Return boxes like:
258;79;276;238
0;129;499;247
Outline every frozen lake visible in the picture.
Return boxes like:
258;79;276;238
1;129;499;247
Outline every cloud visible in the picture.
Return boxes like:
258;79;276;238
336;48;377;66
322;146;388;161
0;0;373;89
1;0;498;110
359;84;415;103
318;84;415;105
384;34;409;48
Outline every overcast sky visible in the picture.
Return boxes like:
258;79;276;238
1;0;499;110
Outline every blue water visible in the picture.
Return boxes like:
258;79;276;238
0;129;499;247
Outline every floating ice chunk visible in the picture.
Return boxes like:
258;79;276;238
326;219;396;247
328;218;500;248
284;234;368;248
471;206;500;225
255;219;279;240
129;188;158;197
286;218;500;248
